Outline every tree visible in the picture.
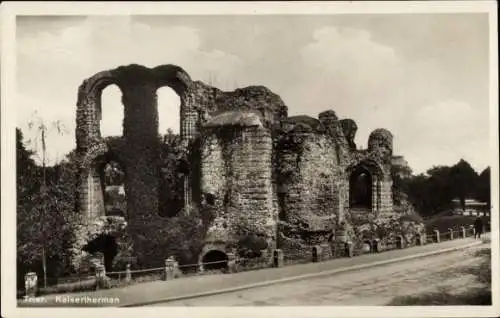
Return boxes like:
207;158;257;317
475;167;491;208
449;159;479;210
18;115;70;288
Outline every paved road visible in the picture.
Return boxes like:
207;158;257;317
151;243;489;306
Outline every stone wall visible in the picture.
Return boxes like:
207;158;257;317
200;121;277;250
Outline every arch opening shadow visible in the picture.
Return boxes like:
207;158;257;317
202;250;228;271
349;166;373;209
82;234;118;272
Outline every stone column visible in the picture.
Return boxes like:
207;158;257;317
449;228;454;240
121;83;161;264
372;175;379;213
460;226;466;239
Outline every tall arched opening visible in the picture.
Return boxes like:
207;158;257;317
349;166;372;209
102;160;126;217
100;84;124;138
157;86;184;217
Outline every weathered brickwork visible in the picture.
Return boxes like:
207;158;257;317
72;63;418;270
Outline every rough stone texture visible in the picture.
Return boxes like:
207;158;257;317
72;63;414;270
200;121;277;250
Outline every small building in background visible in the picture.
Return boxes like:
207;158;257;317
452;198;489;216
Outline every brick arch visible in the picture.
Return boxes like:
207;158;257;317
76;71;122;151
345;158;384;179
198;243;228;265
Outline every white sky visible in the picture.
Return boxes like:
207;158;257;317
16;14;490;174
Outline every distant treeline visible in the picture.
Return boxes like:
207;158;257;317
392;158;490;218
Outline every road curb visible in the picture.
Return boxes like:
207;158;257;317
120;240;484;307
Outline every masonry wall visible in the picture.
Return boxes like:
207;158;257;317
201;126;277;248
280;132;341;225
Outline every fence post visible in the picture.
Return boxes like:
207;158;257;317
272;249;284;267
124;264;131;283
198;263;205;274
396;236;404;249
95;265;106;290
345;241;353;257
460;226;466;239
24;272;38;298
227;252;238;273
164;257;175;281
415;233;422;246
372;239;380;253
312;245;322;262
434;230;440;243
448;228;454;240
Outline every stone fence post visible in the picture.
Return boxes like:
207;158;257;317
227;252;238;273
312;245;321;262
95;265;106;290
448;228;454;240
345;241;353;257
125;264;132;283
396;236;404;249
164;257;175;281
24;272;38;298
415;233;422;246
434;230;440;243
372;239;380;253
272;249;284;267
460;226;467;239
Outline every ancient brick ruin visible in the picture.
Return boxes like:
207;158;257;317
73;63;417;271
